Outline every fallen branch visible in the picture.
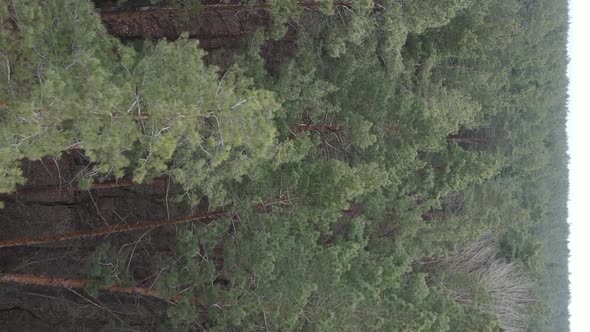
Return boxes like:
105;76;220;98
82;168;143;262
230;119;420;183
0;211;226;248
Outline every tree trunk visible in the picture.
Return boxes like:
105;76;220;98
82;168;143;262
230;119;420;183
0;211;226;248
0;273;204;304
11;176;168;203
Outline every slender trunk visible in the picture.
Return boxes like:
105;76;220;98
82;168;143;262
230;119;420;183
0;211;226;248
16;176;166;192
0;273;204;304
0;203;360;248
12;176;168;202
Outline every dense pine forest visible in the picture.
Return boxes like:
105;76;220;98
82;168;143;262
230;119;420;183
0;0;569;331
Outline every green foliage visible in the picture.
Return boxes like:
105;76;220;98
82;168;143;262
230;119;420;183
4;0;568;330
167;297;198;330
81;243;133;295
1;1;281;209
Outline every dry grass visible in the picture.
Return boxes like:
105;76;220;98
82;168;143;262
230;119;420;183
439;237;535;332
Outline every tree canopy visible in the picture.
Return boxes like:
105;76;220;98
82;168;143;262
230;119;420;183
0;0;569;331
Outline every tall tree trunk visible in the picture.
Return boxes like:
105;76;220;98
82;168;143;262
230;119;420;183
11;176;168;202
0;211;226;248
0;273;204;304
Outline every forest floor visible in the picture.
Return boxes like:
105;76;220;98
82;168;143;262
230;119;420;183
97;1;267;46
0;153;194;330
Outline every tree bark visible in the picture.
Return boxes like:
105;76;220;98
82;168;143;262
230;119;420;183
0;273;204;304
0;211;226;248
10;176;168;203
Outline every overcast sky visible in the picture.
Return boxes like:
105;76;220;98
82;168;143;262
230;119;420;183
567;0;588;331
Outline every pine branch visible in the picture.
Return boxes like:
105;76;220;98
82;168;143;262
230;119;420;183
0;211;226;249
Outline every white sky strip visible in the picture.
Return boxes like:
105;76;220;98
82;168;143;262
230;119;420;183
567;1;589;331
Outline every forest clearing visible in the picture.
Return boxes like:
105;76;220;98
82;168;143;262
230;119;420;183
0;0;569;331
